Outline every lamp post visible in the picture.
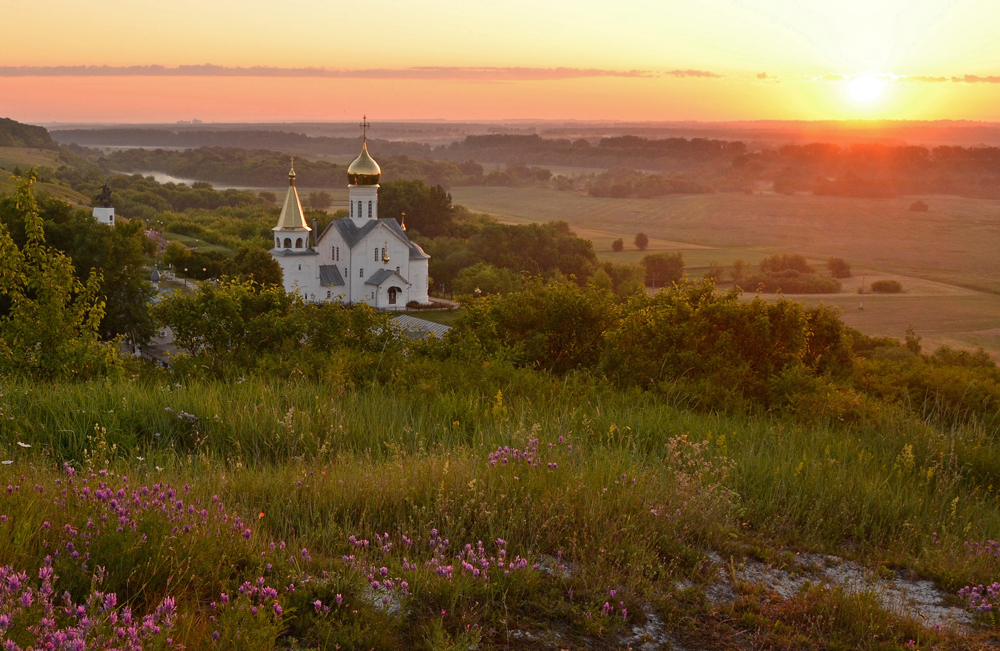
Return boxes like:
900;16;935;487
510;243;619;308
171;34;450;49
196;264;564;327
184;268;188;287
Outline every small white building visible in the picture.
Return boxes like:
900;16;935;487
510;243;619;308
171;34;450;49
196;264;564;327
270;140;430;309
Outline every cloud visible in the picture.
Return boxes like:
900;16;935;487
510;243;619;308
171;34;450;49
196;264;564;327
0;64;664;81
664;69;723;78
952;74;1000;84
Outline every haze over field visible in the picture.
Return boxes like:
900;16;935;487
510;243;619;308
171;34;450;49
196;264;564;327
8;0;1000;122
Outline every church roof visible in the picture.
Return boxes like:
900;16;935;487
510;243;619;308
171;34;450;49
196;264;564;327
319;265;345;287
408;242;430;260
273;164;311;232
150;267;160;282
364;268;410;287
270;247;318;257
326;217;415;250
347;141;381;185
392;315;452;339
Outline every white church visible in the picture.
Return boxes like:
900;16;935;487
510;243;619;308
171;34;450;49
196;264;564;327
269;135;430;309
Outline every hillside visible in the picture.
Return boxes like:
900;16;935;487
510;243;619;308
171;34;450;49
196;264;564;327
0;117;58;149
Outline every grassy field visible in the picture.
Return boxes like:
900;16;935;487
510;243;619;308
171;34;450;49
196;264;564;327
452;187;1000;358
0;146;93;206
161;231;235;256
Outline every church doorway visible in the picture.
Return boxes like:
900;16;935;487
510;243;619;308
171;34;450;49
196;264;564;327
388;286;400;305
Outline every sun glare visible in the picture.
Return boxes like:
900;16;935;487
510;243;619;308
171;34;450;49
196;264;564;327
846;74;887;105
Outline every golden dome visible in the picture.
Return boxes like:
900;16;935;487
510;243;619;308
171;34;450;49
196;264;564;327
347;141;381;185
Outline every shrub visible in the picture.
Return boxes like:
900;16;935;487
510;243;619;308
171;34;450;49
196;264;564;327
634;232;649;251
737;274;841;294
642;252;684;287
759;253;814;275
871;279;903;293
703;261;724;281
611;238;624;252
909;200;929;212
826;257;852;278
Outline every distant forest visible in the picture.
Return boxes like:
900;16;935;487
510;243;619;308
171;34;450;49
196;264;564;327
49;126;1000;198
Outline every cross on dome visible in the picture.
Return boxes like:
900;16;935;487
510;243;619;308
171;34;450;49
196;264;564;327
359;115;370;141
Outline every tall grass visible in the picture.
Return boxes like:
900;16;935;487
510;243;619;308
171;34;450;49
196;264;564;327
2;372;998;647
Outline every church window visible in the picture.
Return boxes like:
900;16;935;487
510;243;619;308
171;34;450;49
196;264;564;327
396;266;400;274
360;267;364;278
344;267;347;278
374;248;378;262
358;201;362;217
298;264;301;271
326;291;331;299
381;247;386;261
368;201;372;218
284;238;291;248
350;202;353;218
295;238;302;248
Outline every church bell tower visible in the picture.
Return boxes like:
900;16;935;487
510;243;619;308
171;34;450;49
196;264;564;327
348;116;381;227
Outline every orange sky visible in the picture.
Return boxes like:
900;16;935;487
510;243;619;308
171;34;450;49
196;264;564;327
5;0;1000;122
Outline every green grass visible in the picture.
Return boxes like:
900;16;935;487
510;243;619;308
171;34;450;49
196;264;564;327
162;231;235;256
1;371;996;648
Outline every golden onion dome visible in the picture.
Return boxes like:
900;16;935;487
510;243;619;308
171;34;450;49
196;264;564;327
347;141;381;185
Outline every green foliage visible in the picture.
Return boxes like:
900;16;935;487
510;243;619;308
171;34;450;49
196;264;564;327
0;117;58;149
588;167;712;198
611;237;624;252
228;244;283;287
703;261;724;281
602;284;852;408
0;173;119;379
634;232;649;251
306;190;333;210
456;280;618;374
379;179;455;237
826;256;852;278
154;279;397;380
737;271;842;294
0;191;156;343
453;262;523;297
642;251;684;287
759;253;814;275
872;279;904;293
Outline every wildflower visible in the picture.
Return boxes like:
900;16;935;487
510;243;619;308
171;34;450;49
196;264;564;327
259;512;264;519
273;603;283;616
336;594;343;606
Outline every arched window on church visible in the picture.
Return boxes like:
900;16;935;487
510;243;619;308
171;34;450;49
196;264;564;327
358;201;362;217
295;238;303;248
360;267;364;278
298;264;301;271
368;201;372;218
374;248;378;262
396;266;400;274
382;247;386;261
284;238;291;248
350;202;354;218
344;267;347;278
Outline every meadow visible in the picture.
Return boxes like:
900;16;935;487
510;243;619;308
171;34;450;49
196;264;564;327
451;187;1000;358
2;368;1000;650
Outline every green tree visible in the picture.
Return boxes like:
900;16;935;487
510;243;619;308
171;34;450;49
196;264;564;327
229;245;283;287
454;262;523;297
759;253;814;275
0;184;156;345
307;191;333;211
642;252;684;287
732;259;747;282
703;261;724;281
611;238;624;252
634;232;649;251
826;257;852;278
379;179;454;237
0;172;117;379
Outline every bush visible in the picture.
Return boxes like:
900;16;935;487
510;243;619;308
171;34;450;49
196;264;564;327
871;279;903;293
759;253;814;275
611;238;624;252
634;232;649;251
703;261;724;281
737;274;841;294
909;200;929;212
642;252;684;287
826;257;852;278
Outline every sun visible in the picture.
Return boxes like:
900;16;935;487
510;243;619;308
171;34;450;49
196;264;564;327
846;74;887;104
